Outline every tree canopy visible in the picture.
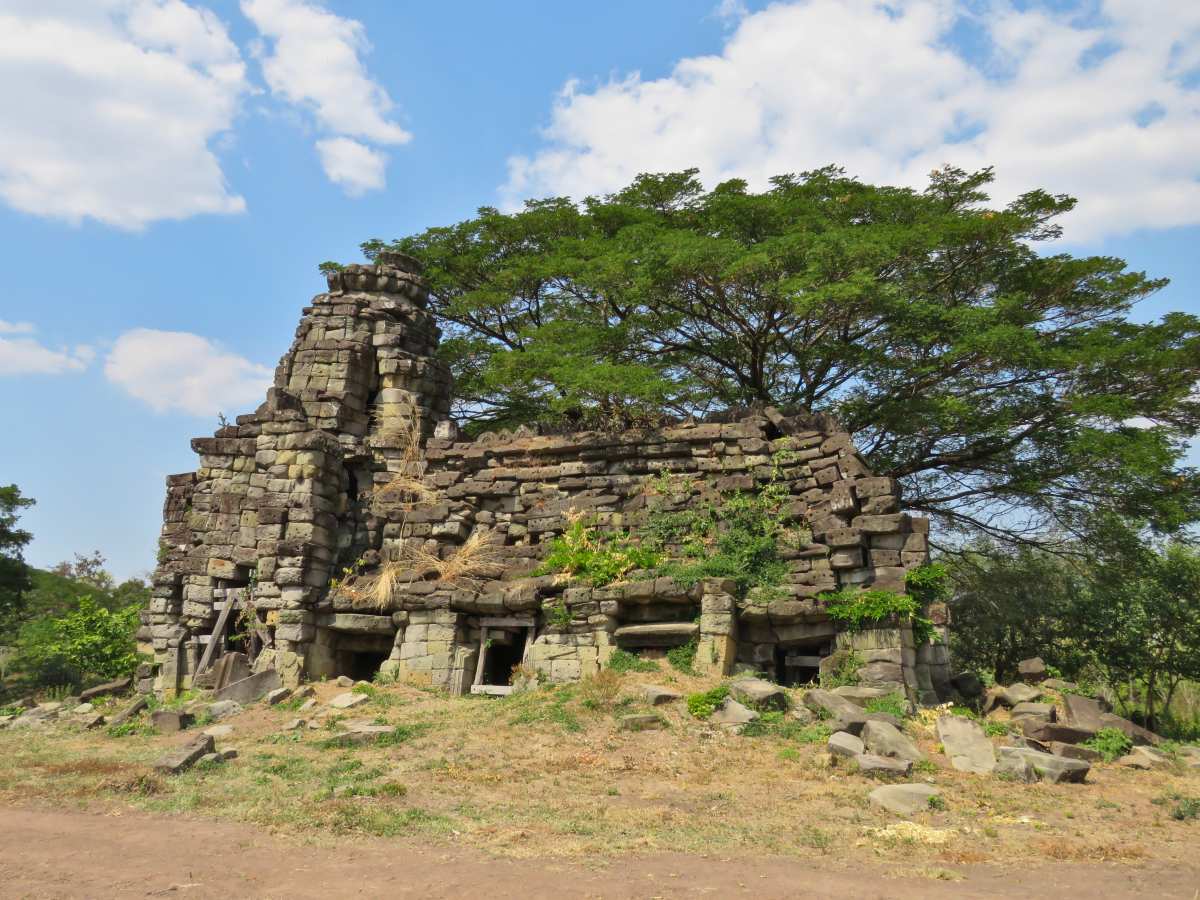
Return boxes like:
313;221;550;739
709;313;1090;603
363;166;1200;548
0;484;34;627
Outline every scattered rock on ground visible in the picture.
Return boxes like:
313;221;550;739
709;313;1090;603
710;698;758;728
107;697;149;727
335;676;354;687
729;677;789;711
1042;678;1078;693
203;724;234;739
995;752;1037;783
828;731;865;759
153;735;215;775
266;687;292;706
855;753;913;778
639;685;681;706
998;747;1089;783
150;709;194;733
207;700;243;721
936;715;997;774
862;720;925;763
869;783;940;816
831;686;893;707
1048;741;1102;763
79;677;132;702
984;683;1041;713
214;669;282;705
803;690;867;735
1118;746;1170;770
282;718;306;731
789;705;815;725
1020;720;1095;744
950;671;984;698
1009;702;1055;723
329;692;369;710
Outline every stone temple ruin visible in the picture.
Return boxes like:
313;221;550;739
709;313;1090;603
144;253;953;703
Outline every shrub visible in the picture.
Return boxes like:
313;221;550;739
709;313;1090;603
818;651;862;688
687;684;730;719
578;669;622;711
606;649;659;674
1082;727;1133;762
667;638;697;675
1172;796;1199;822
821;588;936;645
17;597;141;686
534;518;660;586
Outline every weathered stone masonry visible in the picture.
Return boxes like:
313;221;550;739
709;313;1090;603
146;254;952;703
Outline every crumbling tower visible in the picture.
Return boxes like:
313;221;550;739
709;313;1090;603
147;253;450;692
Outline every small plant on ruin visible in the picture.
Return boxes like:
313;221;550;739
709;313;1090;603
820;588;936;645
686;684;730;719
547;602;572;628
818;651;863;689
667;638;698;675
864;692;909;719
1082;727;1133;762
534;515;660;587
606;649;659;674
370;405;437;515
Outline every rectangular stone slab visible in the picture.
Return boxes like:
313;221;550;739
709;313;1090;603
214;669;282;704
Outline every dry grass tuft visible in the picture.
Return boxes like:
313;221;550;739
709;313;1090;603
408;530;505;584
371;405;436;515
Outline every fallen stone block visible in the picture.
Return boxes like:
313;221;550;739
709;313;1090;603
1049;741;1102;763
831;686;894;707
711;698;758;728
329;691;369;710
203;724;234;739
1017;657;1047;683
862;720;925;763
1041;678;1078;693
619;714;666;732
803;689;867;735
995;752;1037;783
335;675;354;687
207;700;243;721
79;677;132;702
639;685;682;706
107;696;148;727
855;753;913;778
730;677;790;711
150;709;194;733
214;669;282;705
869;783;940;816
998;747;1089;783
266;687;292;706
153;735;215;775
828;731;865;759
1020;720;1094;744
936;715;996;774
1118;746;1170;770
1010;702;1055;723
282;718;306;731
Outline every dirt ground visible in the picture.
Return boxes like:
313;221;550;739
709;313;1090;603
1;675;1199;898
1;805;1197;899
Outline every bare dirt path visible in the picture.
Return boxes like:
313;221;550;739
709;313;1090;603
0;806;1195;899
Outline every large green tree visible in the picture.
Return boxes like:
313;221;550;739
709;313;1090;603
0;484;34;627
364;167;1200;547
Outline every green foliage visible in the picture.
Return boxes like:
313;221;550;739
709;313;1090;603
507;685;583;732
686;684;729;719
605;649;659;674
927;794;947;811
534;518;660;587
106;720;153;738
16;597;142;687
818;652;863;689
821;588;935;645
644;478;802;601
1171;797;1199;822
370;167;1200;545
1082;727;1134;762
0;484;35;629
982;721;1011;737
667;639;697;675
547;602;572;628
351;681;377;695
742;711;830;742
864;693;909;719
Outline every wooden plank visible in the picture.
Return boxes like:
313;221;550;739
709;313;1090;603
195;593;238;676
480;616;536;628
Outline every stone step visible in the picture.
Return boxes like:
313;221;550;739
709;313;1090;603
613;622;699;648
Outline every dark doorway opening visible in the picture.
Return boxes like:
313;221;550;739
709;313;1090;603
776;643;825;687
482;629;528;685
345;648;391;683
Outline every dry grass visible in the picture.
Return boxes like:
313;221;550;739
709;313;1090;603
2;673;1198;874
370;405;435;516
408;530;505;584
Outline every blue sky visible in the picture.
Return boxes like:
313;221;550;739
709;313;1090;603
1;0;1198;579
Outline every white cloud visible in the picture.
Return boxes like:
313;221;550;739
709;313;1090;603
105;328;272;417
0;1;249;230
0;322;94;375
241;0;409;196
504;0;1200;242
315;137;387;196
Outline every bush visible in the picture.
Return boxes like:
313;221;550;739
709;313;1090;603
534;518;660;586
667;639;697;675
1082;727;1133;762
821;587;936;645
686;684;729;719
606;649;659;674
17;597;141;687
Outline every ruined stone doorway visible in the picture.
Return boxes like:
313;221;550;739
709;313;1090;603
345;648;391;683
775;641;827;687
471;616;535;695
